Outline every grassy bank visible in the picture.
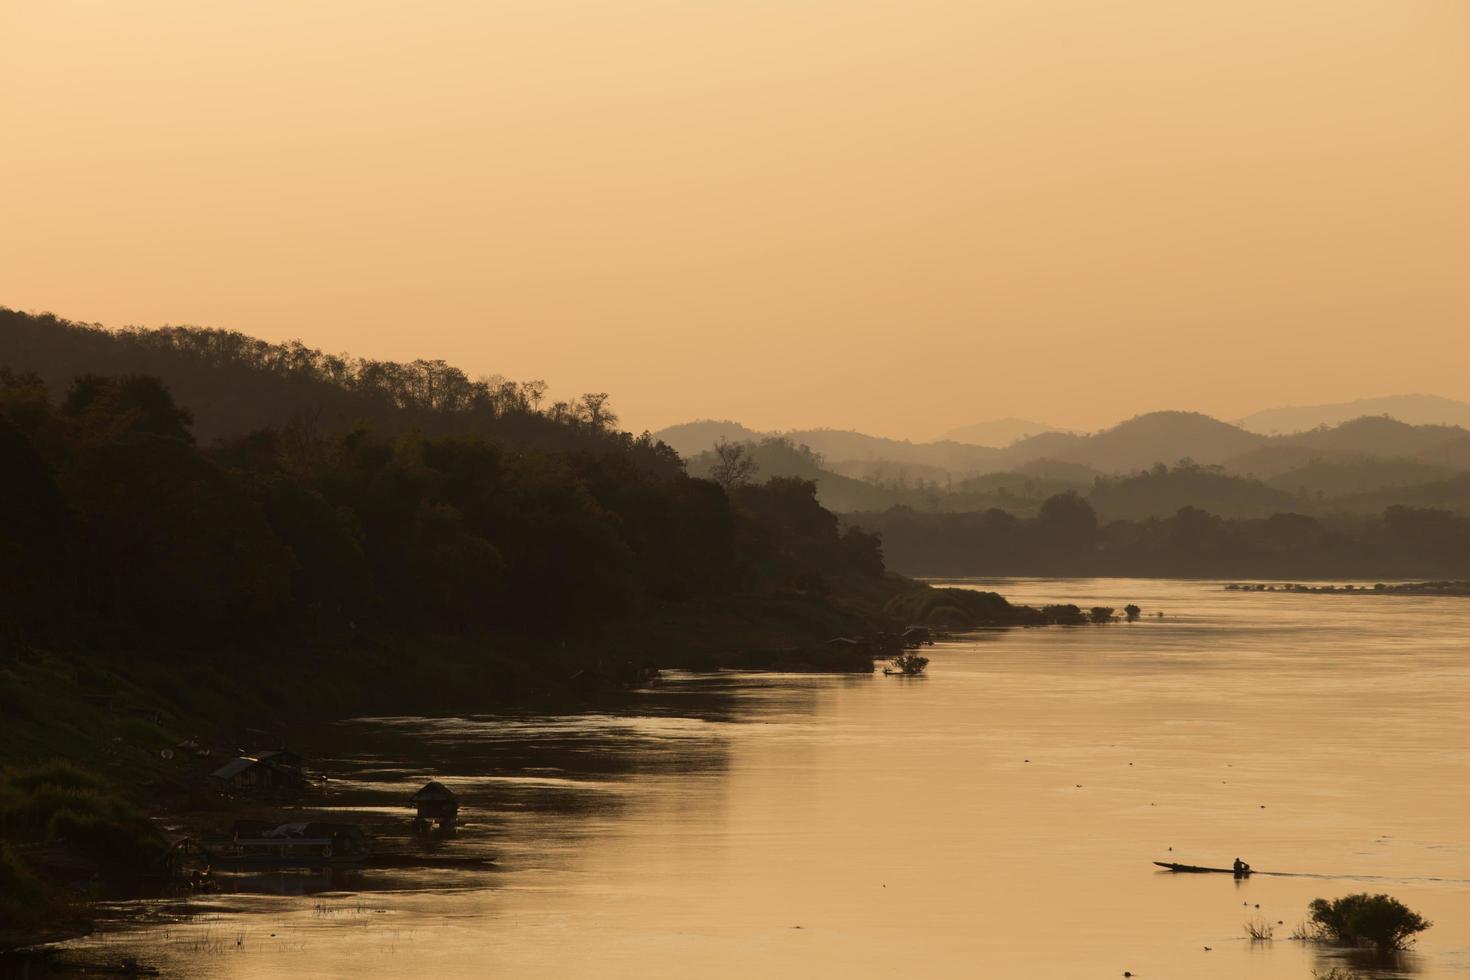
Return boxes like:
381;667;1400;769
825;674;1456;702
0;565;1086;950
0;578;914;947
0;762;167;948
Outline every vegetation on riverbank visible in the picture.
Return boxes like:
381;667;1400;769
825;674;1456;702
0;310;1132;946
0;763;168;946
851;493;1470;579
1226;580;1470;596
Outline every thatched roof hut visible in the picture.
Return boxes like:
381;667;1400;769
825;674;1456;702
410;781;457;803
410;781;460;824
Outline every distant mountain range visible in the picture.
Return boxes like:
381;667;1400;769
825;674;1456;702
653;420;1007;473
656;407;1470;519
1238;395;1470;434
932;417;1063;447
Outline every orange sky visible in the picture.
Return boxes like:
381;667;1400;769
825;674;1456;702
2;1;1467;439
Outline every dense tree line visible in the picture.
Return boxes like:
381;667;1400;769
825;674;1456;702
0;369;887;649
851;492;1470;579
0;308;662;458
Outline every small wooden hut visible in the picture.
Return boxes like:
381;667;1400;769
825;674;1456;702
902;626;933;647
409;781;460;829
208;754;308;797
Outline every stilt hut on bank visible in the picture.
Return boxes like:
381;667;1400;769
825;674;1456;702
409;781;460;829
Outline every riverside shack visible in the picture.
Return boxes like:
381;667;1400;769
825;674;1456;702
409;781;460;829
208;754;307;796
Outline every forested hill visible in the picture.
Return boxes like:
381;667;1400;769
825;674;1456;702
1;309;923;665
0;308;661;460
0;310;973;941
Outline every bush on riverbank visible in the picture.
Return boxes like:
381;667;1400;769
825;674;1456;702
884;587;1019;627
0;764;166;872
882;589;1132;629
0;843;51;936
1307;893;1431;951
889;652;929;675
0;764;163;944
1039;604;1088;625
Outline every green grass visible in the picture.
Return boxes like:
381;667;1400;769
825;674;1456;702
0;761;170;942
0;764;167;871
0;843;50;933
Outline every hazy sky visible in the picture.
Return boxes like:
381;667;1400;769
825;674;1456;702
3;1;1467;439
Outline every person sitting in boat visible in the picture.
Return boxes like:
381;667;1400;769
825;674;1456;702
1233;857;1251;875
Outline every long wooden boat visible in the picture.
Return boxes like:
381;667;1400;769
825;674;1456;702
1153;861;1250;876
189;835;369;868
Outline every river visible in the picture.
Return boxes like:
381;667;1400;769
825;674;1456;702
58;579;1470;978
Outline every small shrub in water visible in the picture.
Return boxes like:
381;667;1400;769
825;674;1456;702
1307;893;1431;951
1041;604;1087;625
889;653;929;675
1243;918;1275;941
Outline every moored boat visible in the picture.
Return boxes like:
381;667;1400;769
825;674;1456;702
187;821;370;867
1153;861;1250;876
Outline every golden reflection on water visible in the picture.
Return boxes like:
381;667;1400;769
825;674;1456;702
63;579;1470;978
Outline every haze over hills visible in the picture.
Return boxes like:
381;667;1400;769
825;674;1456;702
1002;411;1264;473
650;420;764;457
933;418;1062;447
660;403;1470;477
12;306;1470;525
1239;395;1470;435
656;421;1007;475
9;305;1470;584
659;408;1470;520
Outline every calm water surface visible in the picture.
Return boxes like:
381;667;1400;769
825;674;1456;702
64;579;1470;978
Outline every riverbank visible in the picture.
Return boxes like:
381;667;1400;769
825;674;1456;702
1225;580;1470;596
0;583;899;949
0;577;1143;952
19;579;1467;980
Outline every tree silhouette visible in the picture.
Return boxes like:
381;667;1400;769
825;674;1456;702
709;439;759;491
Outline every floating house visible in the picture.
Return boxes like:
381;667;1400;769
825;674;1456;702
409;781;460;829
208;753;307;796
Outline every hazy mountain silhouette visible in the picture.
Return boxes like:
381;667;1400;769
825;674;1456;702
1263;458;1458;497
1331;472;1470;514
667;412;1274;482
683;437;1083;515
1223;444;1356;479
1010;457;1101;483
784;429;1003;470
1283;416;1469;457
1239;394;1470;434
1087;465;1298;521
1001;411;1266;473
934;417;1062;447
826;458;953;485
652;419;763;457
1417;433;1470;470
993;429;1087;463
1225;423;1470;480
683;437;901;512
661;409;1470;503
653;422;1005;475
